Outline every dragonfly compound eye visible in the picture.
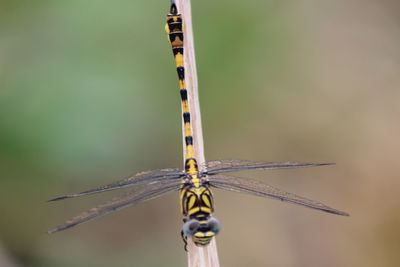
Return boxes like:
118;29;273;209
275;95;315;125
207;217;221;234
182;219;200;236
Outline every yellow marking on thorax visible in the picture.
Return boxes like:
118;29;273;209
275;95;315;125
180;189;186;201
180;182;215;217
201;194;211;208
190;175;201;188
188;207;200;216
187;194;196;210
185;158;197;175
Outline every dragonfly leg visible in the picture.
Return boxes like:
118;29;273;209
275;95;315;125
181;229;188;252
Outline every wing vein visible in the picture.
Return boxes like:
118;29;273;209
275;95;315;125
47;181;181;234
205;159;334;175
49;169;183;201
209;174;349;216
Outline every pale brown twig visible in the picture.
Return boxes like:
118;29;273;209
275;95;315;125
173;0;221;266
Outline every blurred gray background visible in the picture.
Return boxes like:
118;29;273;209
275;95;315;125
1;0;399;266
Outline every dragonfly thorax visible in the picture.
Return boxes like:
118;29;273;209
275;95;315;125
184;158;199;176
180;183;214;215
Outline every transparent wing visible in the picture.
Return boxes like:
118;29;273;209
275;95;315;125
47;180;181;234
49;168;183;201
205;159;333;175
209;174;349;216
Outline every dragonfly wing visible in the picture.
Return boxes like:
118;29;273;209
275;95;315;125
209;174;349;216
206;159;334;175
49;168;183;201
47;180;181;234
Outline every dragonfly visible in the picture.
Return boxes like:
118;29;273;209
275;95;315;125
47;159;348;245
47;2;349;250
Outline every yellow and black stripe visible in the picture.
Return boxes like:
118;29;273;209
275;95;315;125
166;2;197;175
166;2;218;247
180;185;214;217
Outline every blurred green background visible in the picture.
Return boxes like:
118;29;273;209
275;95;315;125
1;0;399;266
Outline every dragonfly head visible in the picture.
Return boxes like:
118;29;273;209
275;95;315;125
182;217;221;246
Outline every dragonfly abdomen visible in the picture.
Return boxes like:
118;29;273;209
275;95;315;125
166;4;197;165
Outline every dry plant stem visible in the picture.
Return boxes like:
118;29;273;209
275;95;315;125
174;0;220;266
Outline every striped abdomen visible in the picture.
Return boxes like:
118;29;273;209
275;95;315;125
166;4;197;174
